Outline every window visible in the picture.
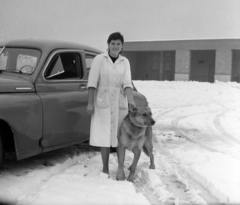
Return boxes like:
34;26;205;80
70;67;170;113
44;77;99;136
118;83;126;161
45;52;83;80
0;50;7;70
16;54;38;73
85;54;95;78
0;48;41;74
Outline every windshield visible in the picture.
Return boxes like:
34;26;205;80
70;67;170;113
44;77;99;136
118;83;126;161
0;48;41;74
0;47;4;55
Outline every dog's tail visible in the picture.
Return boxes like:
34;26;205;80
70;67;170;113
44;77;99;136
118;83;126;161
143;126;153;157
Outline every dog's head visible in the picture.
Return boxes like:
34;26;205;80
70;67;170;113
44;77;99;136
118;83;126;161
129;106;155;127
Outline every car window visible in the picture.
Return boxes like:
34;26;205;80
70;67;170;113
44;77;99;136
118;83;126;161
45;52;83;80
16;54;38;73
85;54;95;78
0;51;7;70
0;48;40;73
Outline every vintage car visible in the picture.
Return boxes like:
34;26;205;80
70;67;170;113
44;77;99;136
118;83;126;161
0;39;147;165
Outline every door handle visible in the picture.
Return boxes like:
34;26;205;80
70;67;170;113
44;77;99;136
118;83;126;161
79;84;87;90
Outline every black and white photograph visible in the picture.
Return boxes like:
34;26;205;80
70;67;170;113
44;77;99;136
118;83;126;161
0;0;239;204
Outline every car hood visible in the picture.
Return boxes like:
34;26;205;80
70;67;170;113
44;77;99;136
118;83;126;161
0;75;35;93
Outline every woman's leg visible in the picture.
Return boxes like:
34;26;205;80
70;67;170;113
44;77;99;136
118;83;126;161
101;147;110;174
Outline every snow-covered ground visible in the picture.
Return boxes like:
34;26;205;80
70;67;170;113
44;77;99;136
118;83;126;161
0;80;240;205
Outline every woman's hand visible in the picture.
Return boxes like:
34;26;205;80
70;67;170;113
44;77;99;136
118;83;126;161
86;104;94;115
87;87;95;115
125;87;136;109
128;102;136;109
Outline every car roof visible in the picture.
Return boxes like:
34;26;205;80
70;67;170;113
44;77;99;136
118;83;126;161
0;39;103;54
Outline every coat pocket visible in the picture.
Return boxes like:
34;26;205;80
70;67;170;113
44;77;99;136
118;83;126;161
96;86;109;108
119;89;128;110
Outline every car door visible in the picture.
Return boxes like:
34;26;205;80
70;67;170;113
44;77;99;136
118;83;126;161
35;50;91;148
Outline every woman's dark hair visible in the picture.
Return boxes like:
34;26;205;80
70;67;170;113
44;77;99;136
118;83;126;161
107;32;124;44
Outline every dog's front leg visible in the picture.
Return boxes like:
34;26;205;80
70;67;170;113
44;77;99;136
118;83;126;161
128;148;141;182
149;153;155;169
116;146;126;181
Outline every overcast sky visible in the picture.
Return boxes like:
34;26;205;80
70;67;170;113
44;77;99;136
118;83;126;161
0;0;239;51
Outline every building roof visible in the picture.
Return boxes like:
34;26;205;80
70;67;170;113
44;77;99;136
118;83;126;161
124;38;240;51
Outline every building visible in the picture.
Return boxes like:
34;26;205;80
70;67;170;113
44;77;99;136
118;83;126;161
123;39;240;83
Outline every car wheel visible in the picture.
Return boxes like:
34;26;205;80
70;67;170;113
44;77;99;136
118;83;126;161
0;136;2;166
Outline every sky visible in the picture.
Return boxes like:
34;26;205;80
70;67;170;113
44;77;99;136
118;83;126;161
0;0;239;51
0;80;239;205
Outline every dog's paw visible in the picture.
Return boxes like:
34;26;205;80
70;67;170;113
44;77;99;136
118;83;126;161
127;173;135;182
149;164;155;169
116;171;125;181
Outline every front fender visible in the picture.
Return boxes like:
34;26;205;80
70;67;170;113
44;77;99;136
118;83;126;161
0;93;43;160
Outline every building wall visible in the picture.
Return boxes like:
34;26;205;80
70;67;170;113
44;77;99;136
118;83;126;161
123;39;240;83
123;52;137;79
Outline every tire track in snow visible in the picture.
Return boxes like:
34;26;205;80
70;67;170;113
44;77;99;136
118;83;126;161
213;110;240;145
151;131;221;205
0;144;99;204
155;141;218;204
124;142;219;205
163;113;240;160
152;128;240;204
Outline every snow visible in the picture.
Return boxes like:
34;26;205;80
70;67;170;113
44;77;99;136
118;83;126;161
0;80;240;205
135;80;240;204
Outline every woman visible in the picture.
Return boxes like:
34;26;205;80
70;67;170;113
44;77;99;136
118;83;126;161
87;32;135;175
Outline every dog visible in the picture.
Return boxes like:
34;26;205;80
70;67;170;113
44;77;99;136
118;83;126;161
116;105;155;182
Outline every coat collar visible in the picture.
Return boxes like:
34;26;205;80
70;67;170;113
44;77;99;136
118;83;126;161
103;52;124;64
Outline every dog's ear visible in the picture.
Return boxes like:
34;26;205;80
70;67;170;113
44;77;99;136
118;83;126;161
129;106;137;115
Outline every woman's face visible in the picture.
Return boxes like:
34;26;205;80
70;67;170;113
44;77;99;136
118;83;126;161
108;39;123;57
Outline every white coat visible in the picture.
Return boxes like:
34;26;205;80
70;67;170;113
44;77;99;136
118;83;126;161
87;52;133;147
